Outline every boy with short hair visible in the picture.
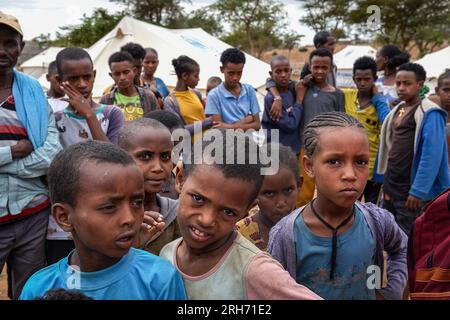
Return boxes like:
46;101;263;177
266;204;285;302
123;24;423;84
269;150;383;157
296;48;345;207
100;51;158;121
205;48;261;130
160;129;321;300
20;141;187;300
262;55;302;155
379;63;450;233
118;119;181;254
267;31;337;122
343;56;390;204
54;48;124;148
46;60;68;113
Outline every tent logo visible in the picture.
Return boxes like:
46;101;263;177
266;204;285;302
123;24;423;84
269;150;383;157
181;35;209;51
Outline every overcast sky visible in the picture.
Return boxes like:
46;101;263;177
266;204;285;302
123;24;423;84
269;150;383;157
1;0;316;44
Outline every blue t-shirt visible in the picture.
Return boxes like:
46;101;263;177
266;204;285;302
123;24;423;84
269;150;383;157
19;248;187;300
205;83;260;124
294;207;376;300
155;77;169;98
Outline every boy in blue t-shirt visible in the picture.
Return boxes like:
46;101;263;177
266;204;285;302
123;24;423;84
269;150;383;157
262;55;302;155
205;48;261;131
19;141;186;300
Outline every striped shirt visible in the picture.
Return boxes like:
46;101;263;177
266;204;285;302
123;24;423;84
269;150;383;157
0;95;50;224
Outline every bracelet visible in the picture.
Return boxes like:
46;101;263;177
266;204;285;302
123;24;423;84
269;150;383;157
274;96;282;101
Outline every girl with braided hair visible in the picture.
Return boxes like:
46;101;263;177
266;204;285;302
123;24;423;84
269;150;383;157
268;111;408;300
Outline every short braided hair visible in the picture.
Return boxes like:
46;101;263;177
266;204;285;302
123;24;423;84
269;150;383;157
303;112;365;158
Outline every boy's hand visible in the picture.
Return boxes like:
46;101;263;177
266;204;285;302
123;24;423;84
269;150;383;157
302;74;313;87
137;211;165;248
61;81;95;118
405;195;422;211
295;79;307;104
213;121;232;129
269;99;282;121
11;139;33;159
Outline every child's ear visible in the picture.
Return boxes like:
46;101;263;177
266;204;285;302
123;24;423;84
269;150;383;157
298;175;304;190
175;165;185;194
302;155;315;179
109;72;113;79
52;203;74;233
220;66;225;74
269;70;273;78
93;69;96;80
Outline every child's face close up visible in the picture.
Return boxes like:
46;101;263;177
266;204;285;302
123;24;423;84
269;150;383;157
310;56;331;85
437;78;450;111
258;167;298;225
126;127;174;194
353;69;375;95
395;70;423;103
176;165;255;254
304;127;370;209
110;61;137;92
58;58;95;99
270;60;291;88
58;161;145;264
221;62;244;89
143;51;158;76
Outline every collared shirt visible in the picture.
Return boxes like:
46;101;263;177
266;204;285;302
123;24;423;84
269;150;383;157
205;83;260;124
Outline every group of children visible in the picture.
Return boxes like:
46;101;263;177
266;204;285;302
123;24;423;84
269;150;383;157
1;11;450;300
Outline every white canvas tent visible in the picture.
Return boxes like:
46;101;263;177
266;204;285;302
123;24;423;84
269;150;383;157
37;16;270;105
334;45;377;88
415;46;450;89
20;47;64;79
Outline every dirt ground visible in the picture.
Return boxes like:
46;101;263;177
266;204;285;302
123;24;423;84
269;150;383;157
0;268;9;300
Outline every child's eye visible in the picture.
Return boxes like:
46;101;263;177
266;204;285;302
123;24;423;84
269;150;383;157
191;194;204;203
161;152;171;161
99;204;116;213
263;191;274;197
356;159;369;166
284;187;294;194
132;198;144;208
327;159;340;165
222;208;236;217
138;152;152;161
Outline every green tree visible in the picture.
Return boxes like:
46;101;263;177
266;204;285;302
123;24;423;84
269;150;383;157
110;0;185;26
167;8;223;36
297;0;354;39
214;0;288;57
348;0;450;57
33;8;126;48
282;32;304;59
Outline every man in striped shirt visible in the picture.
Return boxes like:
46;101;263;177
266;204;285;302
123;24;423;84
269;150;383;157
0;12;61;299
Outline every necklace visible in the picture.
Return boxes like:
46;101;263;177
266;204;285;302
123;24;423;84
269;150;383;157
312;86;320;98
310;199;355;280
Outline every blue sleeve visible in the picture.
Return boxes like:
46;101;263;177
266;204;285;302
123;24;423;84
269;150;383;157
156;269;187;300
265;77;276;90
248;85;261;115
410;111;447;200
263;94;274;122
157;78;169;97
372;94;391;123
276;104;302;133
365;204;408;300
205;90;221;116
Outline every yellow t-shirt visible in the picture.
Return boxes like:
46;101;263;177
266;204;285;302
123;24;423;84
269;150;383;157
114;92;143;121
235;213;266;251
173;90;205;125
343;88;381;180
